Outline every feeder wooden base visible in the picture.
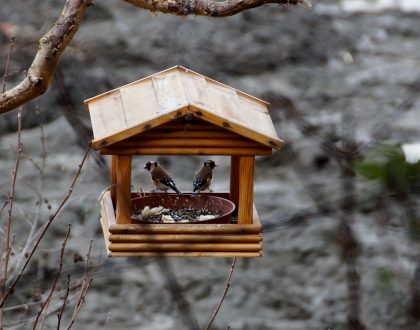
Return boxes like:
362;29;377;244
99;190;263;257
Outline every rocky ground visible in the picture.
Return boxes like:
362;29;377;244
1;0;420;329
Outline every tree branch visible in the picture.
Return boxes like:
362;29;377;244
0;0;92;114
124;0;311;17
0;0;310;114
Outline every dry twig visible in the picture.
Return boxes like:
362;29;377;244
0;144;90;308
32;224;71;330
2;36;15;93
57;274;71;329
205;258;237;330
66;240;94;330
0;106;23;328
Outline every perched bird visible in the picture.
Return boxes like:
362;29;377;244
192;160;218;194
144;161;182;194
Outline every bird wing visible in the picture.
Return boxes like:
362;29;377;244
193;177;211;192
154;176;181;194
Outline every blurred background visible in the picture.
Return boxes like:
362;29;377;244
1;0;420;329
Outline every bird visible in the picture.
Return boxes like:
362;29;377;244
192;160;218;194
144;160;182;194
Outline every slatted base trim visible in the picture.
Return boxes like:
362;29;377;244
108;251;262;257
109;234;262;243
99;190;263;257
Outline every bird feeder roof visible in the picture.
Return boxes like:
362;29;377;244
84;66;283;150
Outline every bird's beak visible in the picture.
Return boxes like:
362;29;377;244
214;164;220;166
143;165;147;169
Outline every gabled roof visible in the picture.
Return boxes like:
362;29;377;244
84;66;283;150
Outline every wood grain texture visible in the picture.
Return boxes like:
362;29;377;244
110;155;117;205
109;243;262;252
109;222;261;234
230;156;240;209
89;90;126;138
108;251;262;257
120;78;159;127
152;70;187;113
238;156;255;224
100;190;116;226
116;155;132;224
109;234;261;243
91;107;189;149
188;106;283;150
99;192;264;257
113;137;262;148
134;129;237;139
86;66;283;150
100;146;272;156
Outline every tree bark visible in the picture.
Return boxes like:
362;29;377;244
0;0;310;114
124;0;311;17
0;0;93;114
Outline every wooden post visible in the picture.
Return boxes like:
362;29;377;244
230;156;240;210
116;155;132;224
237;156;255;224
110;155;117;206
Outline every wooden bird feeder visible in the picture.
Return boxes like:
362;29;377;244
84;66;283;257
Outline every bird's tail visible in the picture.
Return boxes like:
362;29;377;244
171;185;182;195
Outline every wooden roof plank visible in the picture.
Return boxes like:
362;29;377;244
88;90;126;138
91;107;188;149
120;78;160;127
85;66;283;150
152;70;188;113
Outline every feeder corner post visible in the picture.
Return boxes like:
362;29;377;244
237;156;255;224
116;155;132;225
110;155;117;206
230;155;240;208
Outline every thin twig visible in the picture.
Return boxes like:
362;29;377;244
0;144;91;308
103;312;111;329
9;108;48;284
2;36;15;93
156;257;200;330
0;106;23;327
66;240;94;330
205;258;237;330
33;224;71;330
57;274;71;329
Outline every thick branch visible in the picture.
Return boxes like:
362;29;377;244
0;0;92;114
124;0;310;16
0;0;310;114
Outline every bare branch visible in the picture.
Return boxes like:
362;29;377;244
0;0;92;114
2;36;15;93
124;0;311;16
205;258;236;330
33;224;71;330
0;106;23;327
66;240;94;330
0;0;310;114
0;144;90;308
57;274;71;330
103;312;111;329
157;257;200;330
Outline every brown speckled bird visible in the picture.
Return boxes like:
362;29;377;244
144;160;181;194
192;160;218;194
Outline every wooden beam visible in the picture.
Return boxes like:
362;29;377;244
109;242;262;252
109;234;261;243
237;156;255;224
112;137;262;148
110;155;117;205
230;156;240;210
100;147;272;156
108;251;261;257
116;155;132;224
